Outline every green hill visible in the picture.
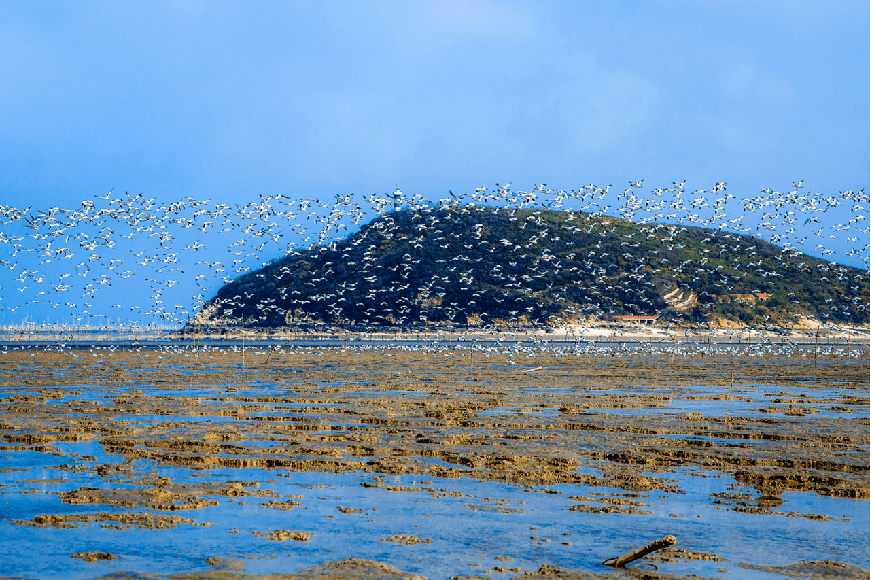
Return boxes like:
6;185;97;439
198;206;869;329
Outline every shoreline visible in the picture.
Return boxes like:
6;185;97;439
0;324;868;346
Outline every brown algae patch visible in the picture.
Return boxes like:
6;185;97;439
252;529;313;542
260;499;302;510
464;504;526;513
70;551;118;562
380;535;433;545
566;504;653;515
15;512;213;530
647;548;727;563
336;506;364;514
61;558;428;580
205;557;246;571
736;560;870;578
58;486;220;511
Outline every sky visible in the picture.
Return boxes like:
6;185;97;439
1;0;867;207
0;0;868;325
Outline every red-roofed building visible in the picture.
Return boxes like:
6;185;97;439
614;315;658;325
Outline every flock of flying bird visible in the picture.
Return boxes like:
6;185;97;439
0;181;867;334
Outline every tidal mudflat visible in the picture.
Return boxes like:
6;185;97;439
0;345;868;579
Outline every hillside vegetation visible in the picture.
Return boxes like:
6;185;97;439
199;206;869;329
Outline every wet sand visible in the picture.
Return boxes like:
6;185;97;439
0;347;867;579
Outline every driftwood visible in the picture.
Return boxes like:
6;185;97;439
603;535;676;568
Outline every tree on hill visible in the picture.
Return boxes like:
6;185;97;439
197;205;869;330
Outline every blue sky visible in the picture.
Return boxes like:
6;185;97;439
0;1;868;325
1;0;867;208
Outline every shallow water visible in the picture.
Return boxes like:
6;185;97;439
0;348;867;579
0;466;867;579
